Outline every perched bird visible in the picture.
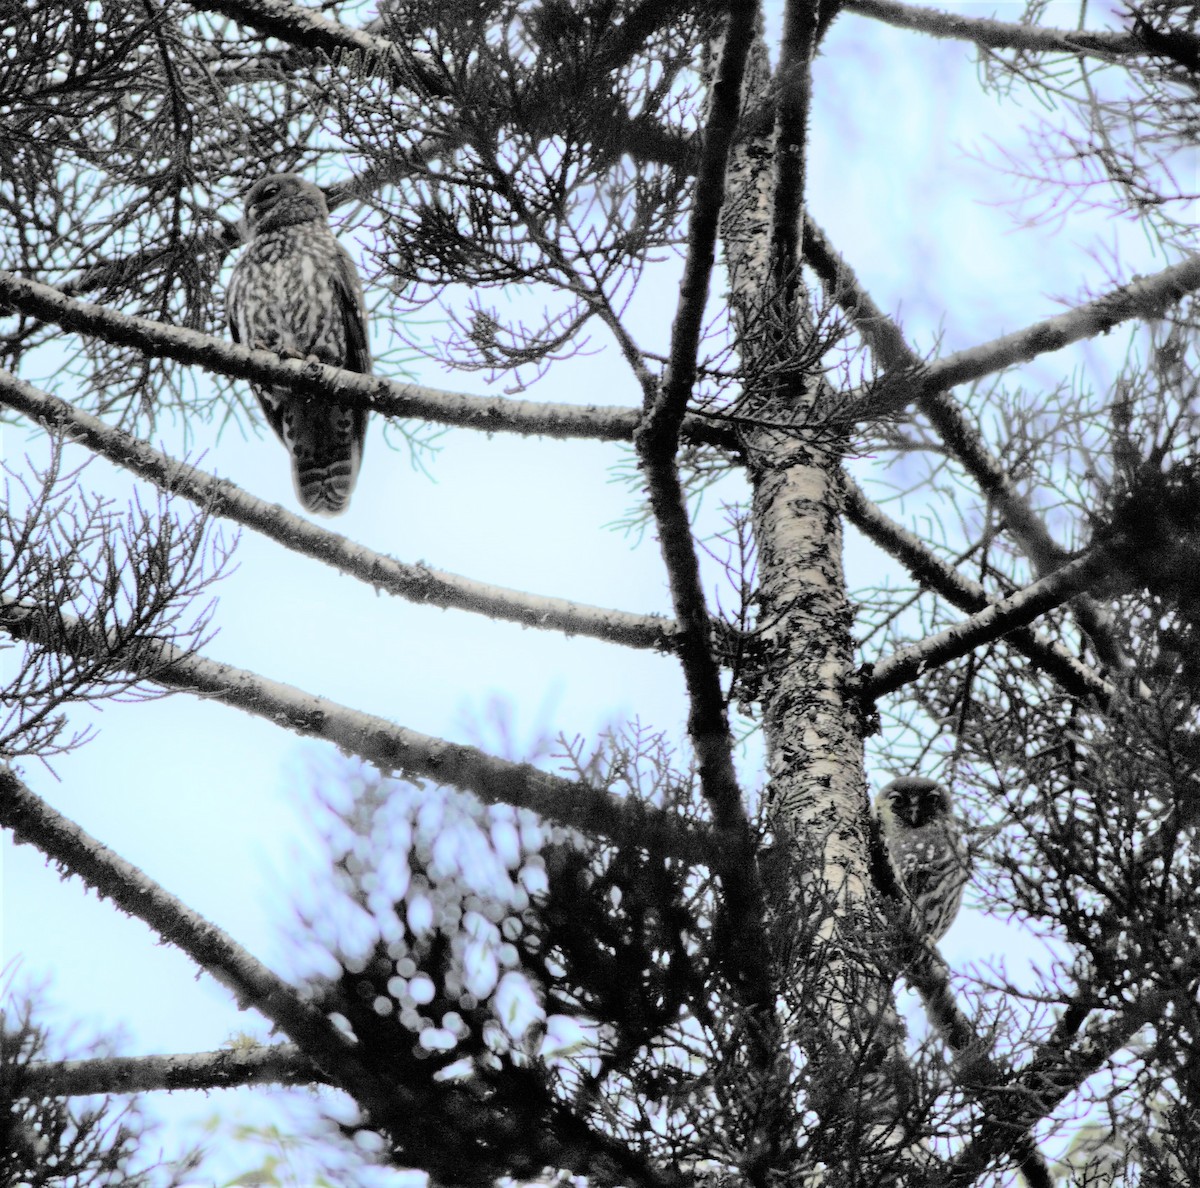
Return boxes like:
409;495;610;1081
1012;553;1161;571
874;777;969;942
226;173;370;514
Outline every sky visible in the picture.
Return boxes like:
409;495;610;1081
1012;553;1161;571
1;1;1185;1182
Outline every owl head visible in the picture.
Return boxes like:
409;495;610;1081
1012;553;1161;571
877;777;952;829
242;173;329;236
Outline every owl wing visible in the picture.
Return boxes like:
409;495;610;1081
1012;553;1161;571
331;241;371;376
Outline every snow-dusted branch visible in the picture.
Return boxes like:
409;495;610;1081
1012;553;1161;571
0;764;401;1119
20;1045;322;1097
0;368;672;653
0;599;717;866
0;270;732;448
844;478;1113;704
865;548;1116;699
845;0;1148;59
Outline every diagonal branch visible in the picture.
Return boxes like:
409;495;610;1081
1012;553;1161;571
864;546;1118;700
916;254;1200;405
188;0;418;82
805;223;1200;669
844;477;1113;704
0;766;681;1188
934;983;1173;1187
0;764;403;1120
0;599;719;868
845;0;1152;60
0;369;673;653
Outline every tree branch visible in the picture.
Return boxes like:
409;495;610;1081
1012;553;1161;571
864;546;1117;699
807;223;1200;669
934;983;1172;1187
0;600;720;867
0;368;674;653
844;477;1114;705
0;765;682;1188
0;763;405;1121
917;254;1200;405
845;0;1150;59
0;270;737;448
633;0;771;1014
20;1045;323;1097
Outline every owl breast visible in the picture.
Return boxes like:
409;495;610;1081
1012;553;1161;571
229;226;348;366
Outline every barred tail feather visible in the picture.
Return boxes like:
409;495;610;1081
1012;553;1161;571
284;402;368;517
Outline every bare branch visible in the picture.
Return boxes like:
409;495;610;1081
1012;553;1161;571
0;369;674;654
845;0;1149;59
917;254;1200;405
20;1045;323;1098
844;477;1114;704
0;600;719;867
865;546;1118;700
808;223;1200;668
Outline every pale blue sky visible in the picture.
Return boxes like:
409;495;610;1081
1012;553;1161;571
2;2;1181;1181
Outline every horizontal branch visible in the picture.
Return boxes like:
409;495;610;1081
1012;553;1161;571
20;1044;323;1097
844;478;1113;705
0;270;733;449
0;369;672;653
845;0;1143;58
864;547;1116;699
0;600;719;868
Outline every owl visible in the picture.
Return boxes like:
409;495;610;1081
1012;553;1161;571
874;777;969;942
226;173;370;515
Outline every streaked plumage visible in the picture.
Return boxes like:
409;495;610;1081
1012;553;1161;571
226;173;370;515
875;777;968;942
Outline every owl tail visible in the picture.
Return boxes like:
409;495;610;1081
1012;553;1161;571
287;402;368;516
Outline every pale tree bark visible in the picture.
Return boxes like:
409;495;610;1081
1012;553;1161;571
716;0;918;1172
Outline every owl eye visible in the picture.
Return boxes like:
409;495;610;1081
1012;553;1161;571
261;182;280;198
